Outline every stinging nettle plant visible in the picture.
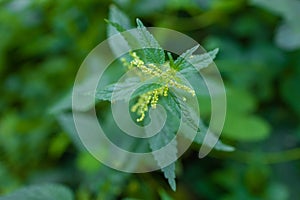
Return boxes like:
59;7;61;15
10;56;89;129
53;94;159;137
95;5;234;191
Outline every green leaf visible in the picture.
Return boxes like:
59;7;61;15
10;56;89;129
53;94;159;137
275;23;300;51
48;132;70;158
105;19;127;33
179;48;219;75
106;8;165;63
168;88;200;132
165;91;234;152
146;106;177;191
132;83;163;99
48;91;72;114
136;18;165;64
167;52;174;67
222;112;271;141
226;87;257;114
106;5;141;57
195;120;235;152
250;0;299;20
107;5;146;56
162;164;176;191
178;99;199;131
56;113;85;151
106;19;141;50
107;5;132;37
265;183;289;200
280;73;300;115
159;189;174;200
173;45;199;70
77;152;101;173
0;184;74;200
95;77;140;101
95;77;162;102
161;92;181;118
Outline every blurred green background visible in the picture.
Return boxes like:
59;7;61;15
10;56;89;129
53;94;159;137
1;0;300;199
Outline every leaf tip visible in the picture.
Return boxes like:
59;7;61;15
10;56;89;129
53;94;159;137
209;48;219;59
194;44;200;50
109;4;118;12
136;18;144;27
169;179;176;191
213;47;219;54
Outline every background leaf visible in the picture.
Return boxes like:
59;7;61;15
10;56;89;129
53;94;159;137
107;5;132;37
0;184;74;200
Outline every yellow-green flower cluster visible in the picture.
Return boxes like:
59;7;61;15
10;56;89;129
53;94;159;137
122;52;195;122
130;87;168;122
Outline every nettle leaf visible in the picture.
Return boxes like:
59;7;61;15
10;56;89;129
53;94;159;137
136;18;165;64
149;133;177;191
165;91;234;152
187;48;219;70
146;106;178;191
96;77;139;101
173;45;199;70
106;6;143;56
167;52;175;67
162;164;176;191
107;5;132;37
106;19;127;33
106;18;142;52
0;184;74;200
167;88;200;132
95;77;161;102
178;48;219;76
179;101;199;132
107;10;165;63
162;92;182;118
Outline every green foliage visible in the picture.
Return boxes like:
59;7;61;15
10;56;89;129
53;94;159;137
107;5;132;37
280;73;300;115
251;0;300;50
222;87;271;141
223;113;270;141
1;0;300;199
95;77;161;102
173;45;199;70
0;184;74;200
